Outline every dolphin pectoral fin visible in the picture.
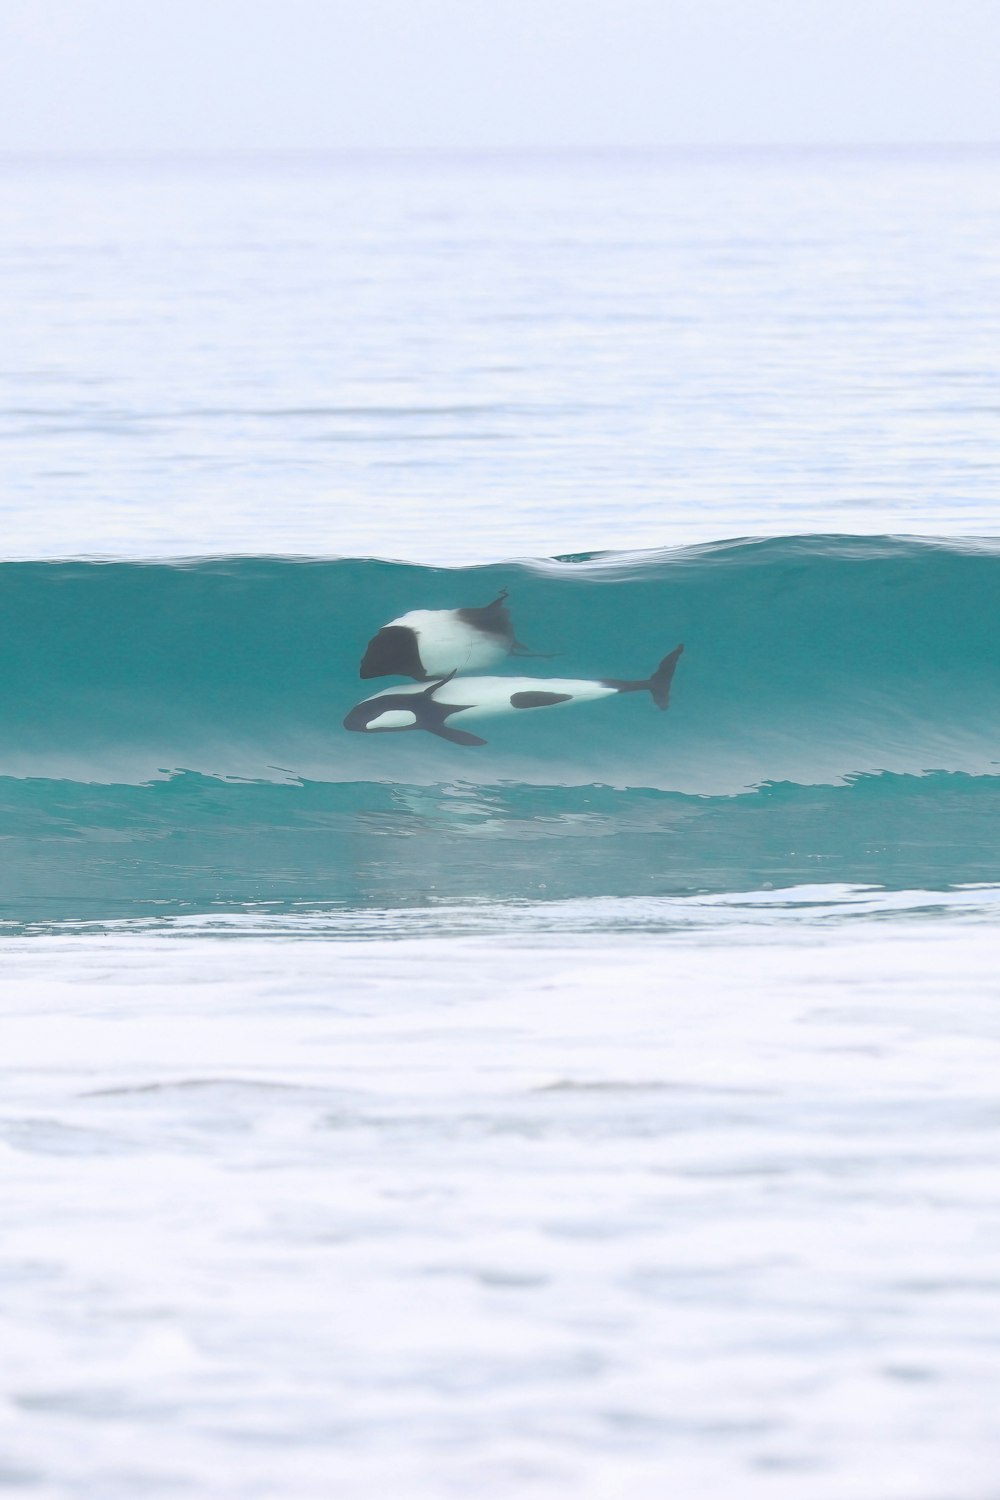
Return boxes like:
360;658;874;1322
510;641;558;659
432;724;488;746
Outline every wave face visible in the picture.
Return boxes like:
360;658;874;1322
2;536;999;920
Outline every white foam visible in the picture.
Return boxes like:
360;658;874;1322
2;904;1000;1497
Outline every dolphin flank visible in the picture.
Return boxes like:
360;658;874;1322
359;589;540;681
344;645;684;746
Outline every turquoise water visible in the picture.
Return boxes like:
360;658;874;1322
3;534;999;923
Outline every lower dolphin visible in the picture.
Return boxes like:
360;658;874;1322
343;645;684;746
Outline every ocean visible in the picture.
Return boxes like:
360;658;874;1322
2;148;1000;1498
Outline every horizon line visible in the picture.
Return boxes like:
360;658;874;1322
1;141;999;158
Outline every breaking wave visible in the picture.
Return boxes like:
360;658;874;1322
3;535;999;920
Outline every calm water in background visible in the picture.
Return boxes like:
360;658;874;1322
2;150;1000;1499
3;147;1000;560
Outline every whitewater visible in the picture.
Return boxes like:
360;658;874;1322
3;149;1000;1499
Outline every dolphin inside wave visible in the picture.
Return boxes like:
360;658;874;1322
359;589;538;681
344;645;684;746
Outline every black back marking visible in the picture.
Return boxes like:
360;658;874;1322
509;690;573;709
455;589;514;643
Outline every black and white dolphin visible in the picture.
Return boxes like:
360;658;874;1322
359;589;537;681
344;645;684;746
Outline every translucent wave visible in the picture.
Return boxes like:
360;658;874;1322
3;535;998;918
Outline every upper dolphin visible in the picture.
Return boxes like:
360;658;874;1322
359;589;533;681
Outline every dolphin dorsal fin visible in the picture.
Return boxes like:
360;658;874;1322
421;670;457;695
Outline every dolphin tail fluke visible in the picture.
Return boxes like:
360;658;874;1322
648;643;684;709
605;643;684;709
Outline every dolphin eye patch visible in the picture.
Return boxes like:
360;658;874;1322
509;690;573;709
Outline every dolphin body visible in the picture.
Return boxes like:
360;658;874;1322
344;645;684;746
359;589;536;681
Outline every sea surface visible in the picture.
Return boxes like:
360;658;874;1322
2;148;1000;1499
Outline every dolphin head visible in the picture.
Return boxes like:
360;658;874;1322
343;697;419;734
359;625;425;680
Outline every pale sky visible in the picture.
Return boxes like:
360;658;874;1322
1;0;998;151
